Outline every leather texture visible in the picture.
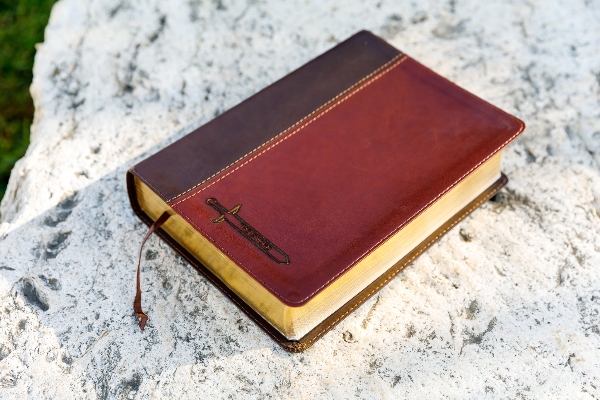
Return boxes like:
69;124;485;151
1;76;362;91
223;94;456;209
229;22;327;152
132;30;400;201
126;30;525;349
127;172;508;352
167;55;524;307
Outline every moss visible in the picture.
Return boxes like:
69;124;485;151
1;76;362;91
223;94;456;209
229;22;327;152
0;0;56;200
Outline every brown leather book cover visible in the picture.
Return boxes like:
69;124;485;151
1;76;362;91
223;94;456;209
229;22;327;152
127;30;525;351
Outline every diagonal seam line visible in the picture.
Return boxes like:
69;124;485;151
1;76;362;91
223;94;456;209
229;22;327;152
168;52;525;305
167;53;406;204
170;124;524;306
170;54;408;206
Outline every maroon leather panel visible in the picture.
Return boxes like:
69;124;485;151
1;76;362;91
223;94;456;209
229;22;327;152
132;30;400;201
170;57;525;306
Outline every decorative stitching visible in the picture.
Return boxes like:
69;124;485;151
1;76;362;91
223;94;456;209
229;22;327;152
148;175;505;352
167;55;414;305
169;55;525;304
170;104;524;306
169;53;407;205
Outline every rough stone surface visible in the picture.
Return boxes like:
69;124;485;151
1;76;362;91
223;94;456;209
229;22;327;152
1;0;599;398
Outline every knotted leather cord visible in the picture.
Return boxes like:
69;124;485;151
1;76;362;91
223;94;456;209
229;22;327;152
134;211;170;330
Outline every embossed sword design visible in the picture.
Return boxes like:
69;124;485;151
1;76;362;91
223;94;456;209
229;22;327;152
206;198;290;265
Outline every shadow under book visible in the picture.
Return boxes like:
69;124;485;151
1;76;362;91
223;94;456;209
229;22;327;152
127;30;525;352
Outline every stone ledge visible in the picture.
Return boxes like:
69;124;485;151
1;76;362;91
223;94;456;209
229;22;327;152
0;0;599;398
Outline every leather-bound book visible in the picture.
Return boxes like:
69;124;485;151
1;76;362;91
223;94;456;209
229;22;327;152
127;30;525;352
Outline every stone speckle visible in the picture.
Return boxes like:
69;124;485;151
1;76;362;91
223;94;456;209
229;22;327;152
21;279;49;312
0;0;599;398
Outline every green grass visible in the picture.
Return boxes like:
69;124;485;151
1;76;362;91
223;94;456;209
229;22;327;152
0;0;56;201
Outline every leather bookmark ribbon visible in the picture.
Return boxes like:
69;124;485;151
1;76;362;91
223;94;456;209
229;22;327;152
134;211;170;330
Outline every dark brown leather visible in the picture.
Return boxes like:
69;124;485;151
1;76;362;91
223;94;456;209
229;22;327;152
169;55;524;306
128;171;508;352
126;30;525;350
131;30;401;201
133;211;170;330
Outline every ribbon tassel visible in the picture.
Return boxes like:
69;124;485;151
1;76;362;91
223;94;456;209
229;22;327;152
134;211;170;330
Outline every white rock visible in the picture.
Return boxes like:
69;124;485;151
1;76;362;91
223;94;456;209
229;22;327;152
1;0;599;398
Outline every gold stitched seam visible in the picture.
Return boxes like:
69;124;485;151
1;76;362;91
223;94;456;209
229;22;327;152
147;170;505;352
170;55;409;207
159;52;524;305
167;53;406;204
168;125;522;306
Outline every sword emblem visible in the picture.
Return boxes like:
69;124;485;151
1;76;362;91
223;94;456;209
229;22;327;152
206;198;290;265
